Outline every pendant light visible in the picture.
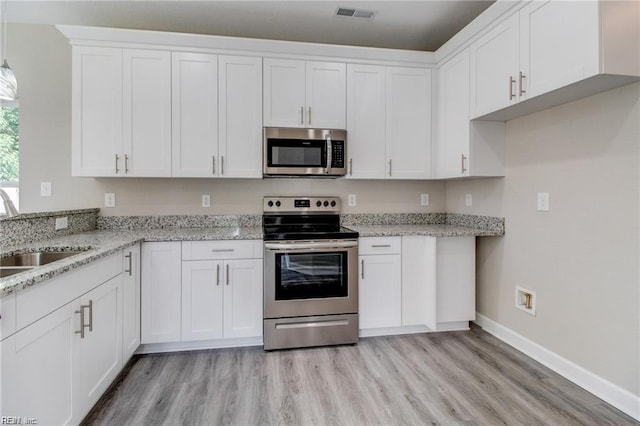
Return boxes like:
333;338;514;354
0;0;17;101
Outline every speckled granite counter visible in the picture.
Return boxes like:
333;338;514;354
0;226;262;297
347;223;503;238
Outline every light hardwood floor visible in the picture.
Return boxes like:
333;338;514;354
83;326;637;425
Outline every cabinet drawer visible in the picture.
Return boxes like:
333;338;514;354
182;240;262;260
359;237;401;255
16;253;122;331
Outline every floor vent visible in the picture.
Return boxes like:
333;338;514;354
336;7;375;20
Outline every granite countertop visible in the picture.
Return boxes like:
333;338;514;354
348;223;504;238
0;226;262;297
0;220;500;297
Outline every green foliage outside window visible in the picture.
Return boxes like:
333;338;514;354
0;106;19;182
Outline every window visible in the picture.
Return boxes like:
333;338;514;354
0;104;19;213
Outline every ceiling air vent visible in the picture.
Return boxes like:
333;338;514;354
335;7;375;20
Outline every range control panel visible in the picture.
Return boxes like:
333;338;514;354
263;196;341;213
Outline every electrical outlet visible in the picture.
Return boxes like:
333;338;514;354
202;194;211;208
104;193;116;208
55;217;68;230
348;194;357;207
420;193;429;206
465;193;472;207
537;192;549;211
40;182;52;197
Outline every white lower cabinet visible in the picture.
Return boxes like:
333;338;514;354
122;244;141;362
181;260;224;341
222;259;263;339
1;253;125;424
358;237;402;330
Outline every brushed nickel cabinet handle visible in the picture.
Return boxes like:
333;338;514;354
88;299;93;332
226;264;230;286
349;158;353;176
371;244;391;248
124;154;129;174
115;154;120;174
308;106;311;125
125;252;132;275
388;159;392;177
216;264;220;286
519;71;526;96
221;156;225;175
461;154;467;174
509;76;516;100
75;307;86;338
300;106;304;125
212;156;216;175
361;259;364;279
211;249;234;253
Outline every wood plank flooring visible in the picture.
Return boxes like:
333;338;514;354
83;325;638;425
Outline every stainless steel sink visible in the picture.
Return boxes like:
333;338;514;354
0;251;86;267
0;267;34;278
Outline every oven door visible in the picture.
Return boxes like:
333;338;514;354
264;240;358;318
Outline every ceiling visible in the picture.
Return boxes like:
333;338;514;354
5;1;494;52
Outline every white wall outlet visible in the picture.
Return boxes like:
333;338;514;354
104;193;116;208
515;286;537;316
537;192;549;211
420;193;429;206
202;194;211;208
40;182;52;197
55;217;68;230
348;194;357;207
465;193;473;207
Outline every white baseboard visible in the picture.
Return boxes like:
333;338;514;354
474;313;640;421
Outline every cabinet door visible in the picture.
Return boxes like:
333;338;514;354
223;259;263;339
306;61;346;129
218;55;263;178
359;254;401;329
436;237;476;324
346;64;387;179
520;0;599;99
77;275;123;412
438;50;471;178
470;13;520;118
2;303;78;425
401;236;437;329
171;52;218;177
263;58;306;127
123;49;172;177
122;245;141;362
72;46;122;177
141;242;182;344
181;260;224;341
386;67;431;179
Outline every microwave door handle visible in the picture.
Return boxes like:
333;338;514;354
326;136;332;175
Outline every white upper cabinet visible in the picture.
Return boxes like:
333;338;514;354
72;47;171;177
469;14;520;119
123;49;172;177
386;67;432;179
470;0;640;120
264;58;346;129
171;52;218;177
72;46;123;177
172;53;262;178
346;64;387;179
218;55;263;178
346;65;432;180
435;49;505;179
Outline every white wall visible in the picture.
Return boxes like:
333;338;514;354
447;82;640;396
13;23;445;215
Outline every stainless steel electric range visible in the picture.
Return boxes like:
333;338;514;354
262;196;359;351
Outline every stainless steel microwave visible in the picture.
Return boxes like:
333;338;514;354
263;127;347;177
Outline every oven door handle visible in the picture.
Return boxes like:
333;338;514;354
264;241;358;251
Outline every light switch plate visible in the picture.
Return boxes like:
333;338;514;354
40;182;52;197
465;193;472;207
104;193;116;208
202;194;211;208
537;192;549;211
348;194;357;207
420;193;429;206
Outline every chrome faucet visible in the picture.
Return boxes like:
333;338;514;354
0;188;18;217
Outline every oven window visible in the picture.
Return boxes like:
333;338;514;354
268;139;325;167
275;251;348;300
